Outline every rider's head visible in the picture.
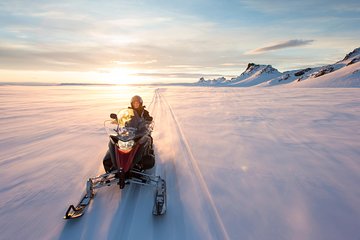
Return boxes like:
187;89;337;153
131;95;143;109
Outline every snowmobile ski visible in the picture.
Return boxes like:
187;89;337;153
64;179;94;219
153;178;166;215
64;170;167;219
64;194;91;219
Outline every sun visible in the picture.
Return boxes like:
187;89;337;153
102;68;138;84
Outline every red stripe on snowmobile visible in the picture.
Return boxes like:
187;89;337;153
115;143;140;172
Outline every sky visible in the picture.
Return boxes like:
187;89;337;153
0;0;359;84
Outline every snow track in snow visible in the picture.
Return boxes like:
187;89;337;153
154;89;230;240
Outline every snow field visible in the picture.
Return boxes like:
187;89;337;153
0;85;359;240
160;87;360;240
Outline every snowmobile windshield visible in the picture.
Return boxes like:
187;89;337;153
117;108;135;128
104;108;151;140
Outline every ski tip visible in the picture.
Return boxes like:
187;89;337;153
64;205;84;220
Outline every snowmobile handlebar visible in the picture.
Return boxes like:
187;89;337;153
110;113;118;121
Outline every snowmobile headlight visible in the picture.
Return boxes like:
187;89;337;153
118;140;135;152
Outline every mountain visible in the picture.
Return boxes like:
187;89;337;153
228;64;282;87
196;48;360;87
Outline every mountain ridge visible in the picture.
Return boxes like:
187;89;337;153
197;48;360;87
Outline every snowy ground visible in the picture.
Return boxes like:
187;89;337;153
0;85;359;240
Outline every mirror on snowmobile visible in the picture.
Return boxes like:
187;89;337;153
110;113;118;120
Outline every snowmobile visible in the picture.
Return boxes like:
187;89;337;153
64;108;166;219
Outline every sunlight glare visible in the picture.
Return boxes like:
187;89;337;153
102;67;143;84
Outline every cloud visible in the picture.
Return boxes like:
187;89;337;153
240;0;360;14
0;44;121;71
247;39;315;54
132;72;226;79
113;60;158;65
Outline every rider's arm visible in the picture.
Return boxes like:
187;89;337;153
143;110;153;122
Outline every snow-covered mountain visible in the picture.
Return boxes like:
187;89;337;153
228;64;282;87
197;47;360;87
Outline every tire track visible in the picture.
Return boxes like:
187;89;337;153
150;89;188;239
107;185;141;240
148;89;166;178
156;89;230;240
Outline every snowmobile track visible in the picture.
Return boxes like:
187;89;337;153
155;89;230;240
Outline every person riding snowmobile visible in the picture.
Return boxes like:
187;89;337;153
129;95;153;122
103;95;155;173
